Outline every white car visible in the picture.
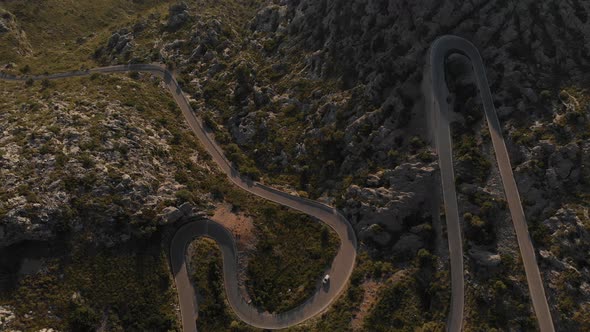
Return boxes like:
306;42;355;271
322;274;330;284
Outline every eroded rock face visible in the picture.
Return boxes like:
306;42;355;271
105;29;134;56
344;162;436;254
251;5;288;33
283;0;590;89
229;112;267;146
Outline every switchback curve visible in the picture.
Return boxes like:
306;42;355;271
425;35;555;332
0;64;358;331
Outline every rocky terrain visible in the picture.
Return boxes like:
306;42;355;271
0;8;30;58
1;0;590;330
0;74;209;248
249;1;590;329
0;73;215;330
110;0;588;329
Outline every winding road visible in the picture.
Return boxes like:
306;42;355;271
0;64;358;331
426;35;554;332
0;34;554;331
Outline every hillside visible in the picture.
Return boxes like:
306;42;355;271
1;0;590;331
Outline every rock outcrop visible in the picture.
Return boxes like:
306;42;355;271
167;2;191;31
344;162;436;255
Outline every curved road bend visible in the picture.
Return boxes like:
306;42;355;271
0;65;358;331
426;35;555;332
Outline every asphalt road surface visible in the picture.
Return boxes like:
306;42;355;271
0;64;358;331
425;35;555;332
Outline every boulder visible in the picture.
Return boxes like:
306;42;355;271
366;173;382;187
344;162;436;235
468;248;501;268
161;206;183;223
179;202;194;215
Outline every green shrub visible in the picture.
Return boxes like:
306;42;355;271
69;305;99;332
19;64;31;74
128;71;140;80
175;189;193;203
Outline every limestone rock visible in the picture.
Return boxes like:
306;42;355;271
161;206;184;224
0;306;15;328
179;202;194;215
468;248;501;268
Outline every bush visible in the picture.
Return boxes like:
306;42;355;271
240;165;261;181
128;71;140;80
410;136;425;150
20;64;31;74
387;149;400;165
202;112;218;131
418;149;434;162
175;189;193;203
69;305;99;332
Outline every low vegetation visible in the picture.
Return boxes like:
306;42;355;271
0;243;178;331
0;0;171;73
246;207;339;313
464;253;537;331
363;250;448;331
1;70;339;327
188;238;256;332
191;172;340;313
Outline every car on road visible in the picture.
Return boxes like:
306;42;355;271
322;274;330;284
